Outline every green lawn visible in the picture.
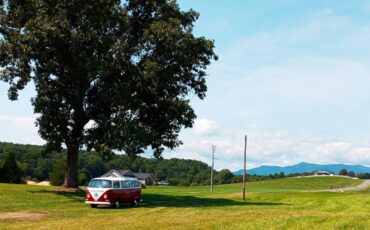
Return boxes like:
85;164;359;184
0;177;369;230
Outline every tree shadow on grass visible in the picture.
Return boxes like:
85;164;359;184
140;194;288;208
27;189;86;203
27;190;289;208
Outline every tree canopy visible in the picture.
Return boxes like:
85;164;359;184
219;169;234;184
0;149;22;183
339;169;348;176
0;0;217;188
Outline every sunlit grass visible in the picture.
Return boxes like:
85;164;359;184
0;177;369;229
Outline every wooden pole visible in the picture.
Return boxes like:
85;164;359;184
243;135;247;201
211;145;216;192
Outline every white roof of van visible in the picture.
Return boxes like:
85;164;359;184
92;177;139;181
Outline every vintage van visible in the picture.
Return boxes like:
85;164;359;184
85;177;142;208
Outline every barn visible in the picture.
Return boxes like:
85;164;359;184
101;169;157;186
313;171;333;176
101;169;136;178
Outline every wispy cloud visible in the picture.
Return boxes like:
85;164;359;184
165;119;370;171
193;118;216;136
0;114;36;130
0;114;43;145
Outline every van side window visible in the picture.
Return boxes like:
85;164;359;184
131;181;140;188
121;181;130;188
113;181;120;188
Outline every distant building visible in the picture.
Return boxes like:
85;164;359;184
133;173;158;186
101;169;157;186
101;169;136;178
313;171;333;176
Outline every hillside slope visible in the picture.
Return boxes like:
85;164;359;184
216;176;364;192
234;162;370;176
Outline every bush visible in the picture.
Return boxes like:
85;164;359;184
78;170;89;186
0;165;3;182
339;169;348;176
167;178;179;185
348;171;355;177
178;178;191;186
357;173;370;179
1;151;22;183
49;159;66;186
145;177;154;186
219;169;234;184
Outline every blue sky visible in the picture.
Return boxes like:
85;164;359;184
1;1;370;170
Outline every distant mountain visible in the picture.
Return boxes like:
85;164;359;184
233;162;370;176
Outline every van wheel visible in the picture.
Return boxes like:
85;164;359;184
131;199;138;207
113;200;120;209
90;204;98;208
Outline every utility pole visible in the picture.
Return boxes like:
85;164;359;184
211;145;216;192
243;135;247;201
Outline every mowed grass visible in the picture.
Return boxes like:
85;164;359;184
0;177;369;230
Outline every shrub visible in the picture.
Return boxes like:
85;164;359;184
167;178;179;185
1;151;22;183
219;169;234;184
357;173;370;179
178;178;191;186
348;171;355;177
0;165;3;182
78;170;89;186
49;159;66;186
339;169;348;175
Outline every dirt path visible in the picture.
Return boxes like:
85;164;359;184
327;180;370;192
0;212;47;221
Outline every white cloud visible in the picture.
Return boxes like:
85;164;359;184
193;118;216;136
0;114;43;145
165;119;370;171
0;114;37;131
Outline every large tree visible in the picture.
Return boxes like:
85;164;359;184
0;0;217;188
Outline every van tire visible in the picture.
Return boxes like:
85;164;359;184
131;199;138;207
90;204;98;208
113;200;120;209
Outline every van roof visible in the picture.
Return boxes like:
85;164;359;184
92;177;139;181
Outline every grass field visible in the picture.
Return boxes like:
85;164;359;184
0;177;369;230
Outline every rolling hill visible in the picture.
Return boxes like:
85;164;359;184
233;162;370;176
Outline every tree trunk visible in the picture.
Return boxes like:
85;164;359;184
63;75;88;189
63;144;80;188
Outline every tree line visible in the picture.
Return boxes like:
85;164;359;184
0;141;277;186
0;142;213;186
0;142;301;186
2;142;369;186
338;168;370;179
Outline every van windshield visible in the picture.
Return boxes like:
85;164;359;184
88;180;112;188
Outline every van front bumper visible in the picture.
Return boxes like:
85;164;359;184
85;201;111;205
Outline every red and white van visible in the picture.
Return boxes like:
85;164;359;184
85;177;142;208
